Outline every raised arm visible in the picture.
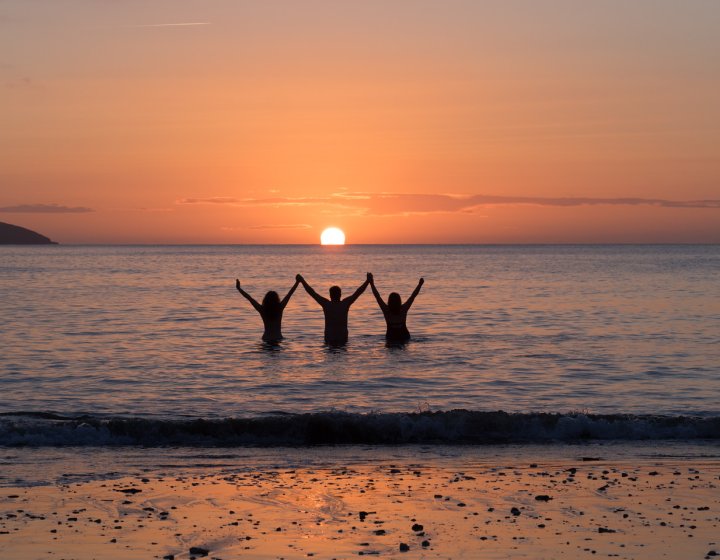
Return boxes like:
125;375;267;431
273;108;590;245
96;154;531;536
296;274;328;305
235;279;263;313
369;274;388;312
280;279;300;309
403;277;424;311
344;272;371;306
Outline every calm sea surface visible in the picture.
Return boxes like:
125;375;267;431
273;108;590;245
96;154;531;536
1;244;718;422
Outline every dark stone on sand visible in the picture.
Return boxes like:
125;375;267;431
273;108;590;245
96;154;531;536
706;551;717;557
582;457;601;461
598;527;616;533
422;540;430;548
535;495;552;502
511;507;521;516
399;543;410;552
189;546;209;557
359;511;369;521
390;468;401;474
116;488;142;494
411;523;423;532
374;529;386;535
163;556;175;560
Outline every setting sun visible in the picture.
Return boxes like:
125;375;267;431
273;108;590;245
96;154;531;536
320;227;346;245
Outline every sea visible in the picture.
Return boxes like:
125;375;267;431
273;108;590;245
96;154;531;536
1;244;719;485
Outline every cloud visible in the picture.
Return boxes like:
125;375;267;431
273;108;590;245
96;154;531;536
126;22;211;28
349;193;720;215
187;192;720;216
247;224;312;230
177;197;239;204
0;204;94;214
177;196;339;207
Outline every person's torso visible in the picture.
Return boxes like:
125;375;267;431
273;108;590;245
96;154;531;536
322;301;350;336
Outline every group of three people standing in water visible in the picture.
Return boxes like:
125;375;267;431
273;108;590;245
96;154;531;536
235;273;424;345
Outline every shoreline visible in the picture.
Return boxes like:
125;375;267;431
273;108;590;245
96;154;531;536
2;445;719;559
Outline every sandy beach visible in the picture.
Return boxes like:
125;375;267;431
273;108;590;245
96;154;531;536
2;452;718;559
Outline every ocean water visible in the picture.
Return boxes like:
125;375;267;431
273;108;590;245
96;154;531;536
1;244;719;447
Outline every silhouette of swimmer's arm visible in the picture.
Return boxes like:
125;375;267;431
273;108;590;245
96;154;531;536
343;273;372;306
235;279;263;313
369;274;388;313
403;277;425;311
280;279;300;309
296;274;329;305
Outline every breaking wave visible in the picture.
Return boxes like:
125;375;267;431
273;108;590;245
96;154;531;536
1;410;719;447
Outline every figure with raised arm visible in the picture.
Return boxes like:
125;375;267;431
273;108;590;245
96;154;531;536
369;275;424;344
296;273;371;346
235;278;299;342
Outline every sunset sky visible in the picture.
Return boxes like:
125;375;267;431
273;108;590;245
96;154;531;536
1;0;719;243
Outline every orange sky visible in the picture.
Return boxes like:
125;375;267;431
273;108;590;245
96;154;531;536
1;1;719;243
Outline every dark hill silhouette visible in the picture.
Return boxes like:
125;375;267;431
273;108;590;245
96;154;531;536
0;222;57;244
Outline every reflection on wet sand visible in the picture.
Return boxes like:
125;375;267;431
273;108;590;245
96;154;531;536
2;457;719;559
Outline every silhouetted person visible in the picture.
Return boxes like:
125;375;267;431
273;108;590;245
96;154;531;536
235;278;299;342
297;273;370;345
369;274;424;344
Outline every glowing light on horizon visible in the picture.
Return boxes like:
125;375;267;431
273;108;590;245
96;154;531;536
320;227;346;245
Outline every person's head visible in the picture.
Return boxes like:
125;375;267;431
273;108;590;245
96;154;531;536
262;291;281;316
388;292;402;313
329;285;342;302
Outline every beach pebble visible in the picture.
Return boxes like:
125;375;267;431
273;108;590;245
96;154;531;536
189;546;209;556
511;507;521;516
399;543;410;552
411;523;423;532
535;495;552;502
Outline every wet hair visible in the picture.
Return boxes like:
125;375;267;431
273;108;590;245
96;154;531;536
329;286;342;302
388;292;402;313
262;291;281;317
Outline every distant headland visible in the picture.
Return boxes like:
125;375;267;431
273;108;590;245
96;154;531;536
0;222;58;244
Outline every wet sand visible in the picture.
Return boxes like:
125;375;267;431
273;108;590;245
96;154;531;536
2;456;719;559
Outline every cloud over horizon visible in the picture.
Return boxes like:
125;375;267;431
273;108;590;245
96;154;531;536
177;193;720;217
0;204;94;214
247;224;312;230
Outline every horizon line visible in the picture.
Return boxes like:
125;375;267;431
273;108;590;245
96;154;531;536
9;242;720;247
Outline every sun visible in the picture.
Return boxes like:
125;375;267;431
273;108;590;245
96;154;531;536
320;227;346;245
